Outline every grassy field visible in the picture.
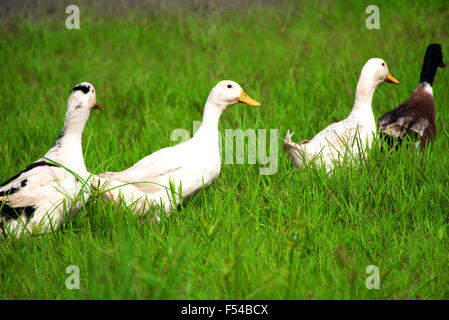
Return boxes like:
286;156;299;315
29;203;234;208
1;0;449;299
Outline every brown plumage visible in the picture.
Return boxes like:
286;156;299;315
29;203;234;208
378;84;435;149
378;43;445;150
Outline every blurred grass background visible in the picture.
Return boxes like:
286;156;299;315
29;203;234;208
0;0;448;299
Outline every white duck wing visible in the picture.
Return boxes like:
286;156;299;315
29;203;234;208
310;118;364;152
99;145;186;194
0;161;59;198
284;118;362;172
309;118;351;142
0;161;81;235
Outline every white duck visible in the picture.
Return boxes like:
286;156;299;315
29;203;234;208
97;80;260;218
0;82;103;238
283;58;399;172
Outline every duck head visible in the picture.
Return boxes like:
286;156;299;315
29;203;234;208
360;58;400;87
420;44;445;86
351;58;399;113
206;80;261;111
64;82;103;128
68;82;103;112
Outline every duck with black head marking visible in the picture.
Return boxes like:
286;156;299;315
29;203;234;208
0;82;103;238
378;44;446;150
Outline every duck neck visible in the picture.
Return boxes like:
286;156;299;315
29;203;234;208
419;58;439;87
350;78;376;118
195;101;224;136
45;107;89;175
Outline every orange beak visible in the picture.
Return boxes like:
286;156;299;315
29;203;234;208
237;90;261;106
384;73;400;84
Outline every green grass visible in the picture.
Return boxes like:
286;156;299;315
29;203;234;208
1;0;449;299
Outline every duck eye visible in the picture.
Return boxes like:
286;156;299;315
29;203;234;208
382;63;385;66
227;84;232;89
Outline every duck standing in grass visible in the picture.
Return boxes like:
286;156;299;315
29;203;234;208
283;58;399;173
0;82;103;238
97;80;261;218
378;44;445;150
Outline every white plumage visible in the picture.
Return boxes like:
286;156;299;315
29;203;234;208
0;82;103;238
97;80;261;219
283;58;399;173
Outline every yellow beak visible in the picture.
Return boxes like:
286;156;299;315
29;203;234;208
237;90;261;106
384;73;400;84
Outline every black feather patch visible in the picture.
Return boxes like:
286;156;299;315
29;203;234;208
72;84;90;94
0;179;28;197
0;203;36;222
0;161;59;188
0;186;21;197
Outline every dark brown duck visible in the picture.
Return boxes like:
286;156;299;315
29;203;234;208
378;43;445;150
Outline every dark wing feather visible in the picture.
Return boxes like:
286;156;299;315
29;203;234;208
378;102;430;138
378;86;436;150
